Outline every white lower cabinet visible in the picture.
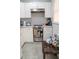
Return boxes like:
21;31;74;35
20;27;33;46
43;26;53;41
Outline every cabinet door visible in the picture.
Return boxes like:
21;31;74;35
20;27;33;46
24;3;31;18
20;3;26;18
43;26;53;41
25;9;31;18
45;7;52;18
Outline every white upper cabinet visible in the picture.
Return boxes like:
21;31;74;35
20;2;52;18
43;26;53;41
45;3;52;18
24;4;31;18
20;3;26;18
20;3;31;18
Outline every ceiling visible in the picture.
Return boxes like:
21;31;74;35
20;0;52;2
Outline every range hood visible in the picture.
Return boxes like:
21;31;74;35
31;9;45;12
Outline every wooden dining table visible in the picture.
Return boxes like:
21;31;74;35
42;41;59;59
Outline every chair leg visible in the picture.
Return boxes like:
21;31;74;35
43;53;45;59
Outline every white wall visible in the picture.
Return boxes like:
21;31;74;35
51;0;59;35
20;2;52;18
53;0;59;23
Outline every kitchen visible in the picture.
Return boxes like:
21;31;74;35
20;0;59;59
